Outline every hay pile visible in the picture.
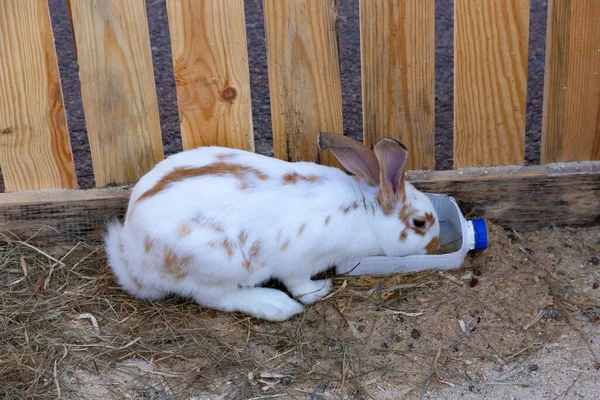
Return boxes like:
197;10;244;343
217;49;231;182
1;223;599;399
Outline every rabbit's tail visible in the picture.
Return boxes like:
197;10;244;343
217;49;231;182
104;220;132;288
104;219;167;300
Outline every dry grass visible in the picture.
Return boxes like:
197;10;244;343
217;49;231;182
0;223;599;399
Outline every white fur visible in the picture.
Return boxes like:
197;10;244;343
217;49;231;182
105;146;440;321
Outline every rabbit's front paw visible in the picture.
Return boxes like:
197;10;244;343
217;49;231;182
207;287;305;321
286;278;333;304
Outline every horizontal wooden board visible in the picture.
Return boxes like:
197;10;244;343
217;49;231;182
0;163;598;245
409;163;599;231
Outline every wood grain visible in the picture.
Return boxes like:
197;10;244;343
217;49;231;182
359;0;435;170
411;162;600;231
263;0;344;166
0;187;129;245
1;163;598;245
0;0;77;192
454;0;530;168
166;0;254;151
68;0;164;187
541;0;600;163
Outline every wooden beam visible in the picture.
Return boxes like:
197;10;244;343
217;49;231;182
0;0;77;192
454;0;530;168
541;0;600;163
166;0;255;151
0;187;130;245
263;0;344;167
68;0;164;187
0;163;598;245
409;163;599;231
359;0;435;170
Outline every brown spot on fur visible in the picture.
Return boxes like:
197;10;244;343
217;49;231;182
338;202;359;214
178;223;192;238
398;204;431;236
161;247;189;281
377;190;395;215
144;237;154;253
398;204;410;221
242;259;252;272
324;216;330;225
193;215;224;232
398;204;419;228
425;212;436;226
164;247;178;270
161;247;192;281
131;274;143;290
249;240;262;259
137;163;268;202
399;230;408;242
340;205;351;214
412;228;427;237
238;230;248;245
425;236;440;254
399;174;407;203
216;153;237;161
173;272;187;281
281;240;290;251
221;239;234;260
298;223;306;236
260;262;266;268
282;172;320;185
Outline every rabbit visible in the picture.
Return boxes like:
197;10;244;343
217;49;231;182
104;133;440;321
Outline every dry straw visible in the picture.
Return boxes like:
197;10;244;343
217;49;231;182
1;223;599;398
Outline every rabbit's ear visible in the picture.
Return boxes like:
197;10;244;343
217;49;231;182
373;138;408;211
318;132;379;186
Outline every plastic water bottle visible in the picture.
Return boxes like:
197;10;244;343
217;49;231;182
336;194;488;276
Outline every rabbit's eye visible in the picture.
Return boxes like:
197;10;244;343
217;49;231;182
412;218;426;228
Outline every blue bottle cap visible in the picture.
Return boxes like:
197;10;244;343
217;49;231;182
471;219;488;250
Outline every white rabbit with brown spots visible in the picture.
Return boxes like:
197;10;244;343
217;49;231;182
105;133;440;321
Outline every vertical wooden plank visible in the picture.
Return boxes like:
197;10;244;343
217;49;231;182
454;0;530;168
166;0;254;152
68;0;164;187
263;0;344;166
541;0;600;163
0;0;77;192
359;0;435;171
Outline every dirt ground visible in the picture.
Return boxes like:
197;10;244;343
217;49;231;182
1;223;599;399
9;0;548;192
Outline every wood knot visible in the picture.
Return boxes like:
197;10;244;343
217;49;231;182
221;86;237;101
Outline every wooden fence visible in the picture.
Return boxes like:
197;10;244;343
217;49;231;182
0;0;598;244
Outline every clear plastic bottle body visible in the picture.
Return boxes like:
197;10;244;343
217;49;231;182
336;194;487;276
